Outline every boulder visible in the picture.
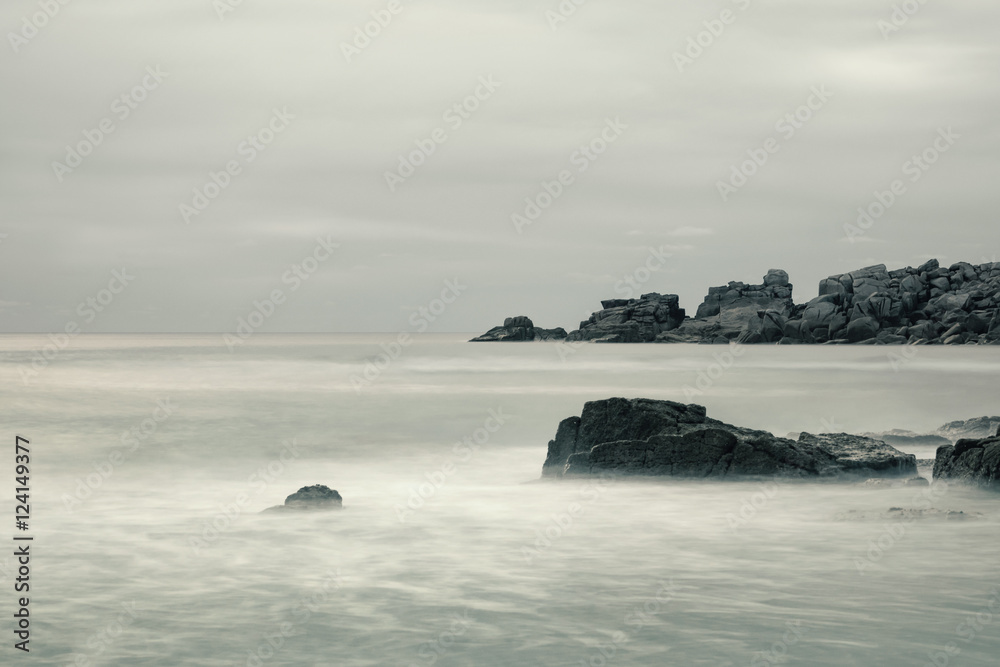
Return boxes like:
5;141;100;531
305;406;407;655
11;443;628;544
470;316;567;342
542;398;916;480
265;485;343;512
568;293;684;343
933;434;1000;490
846;316;878;342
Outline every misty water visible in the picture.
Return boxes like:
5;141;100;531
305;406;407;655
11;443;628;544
2;334;999;666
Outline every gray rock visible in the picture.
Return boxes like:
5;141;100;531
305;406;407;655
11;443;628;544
933;435;1000;489
470;316;567;342
542;397;915;480
265;485;343;512
936;417;1000;442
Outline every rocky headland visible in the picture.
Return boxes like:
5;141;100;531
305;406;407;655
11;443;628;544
472;258;1000;345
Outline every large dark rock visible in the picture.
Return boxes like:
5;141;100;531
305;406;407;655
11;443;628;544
470;316;567;342
567;293;685;343
542;398;916;480
265;485;343;512
933;432;1000;490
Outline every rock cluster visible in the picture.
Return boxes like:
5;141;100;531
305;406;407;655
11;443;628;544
469;259;1000;345
933;429;1000;490
264;485;343;512
542;397;916;480
469;316;567;342
565;294;686;343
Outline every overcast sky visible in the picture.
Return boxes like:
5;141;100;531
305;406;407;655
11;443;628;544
1;0;997;333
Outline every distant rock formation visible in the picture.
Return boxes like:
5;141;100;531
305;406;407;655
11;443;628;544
565;294;685;343
936;416;1000;442
542;397;916;480
933;429;1000;490
471;259;1000;345
470;316;567;342
857;429;951;450
862;416;1000;447
264;485;343;512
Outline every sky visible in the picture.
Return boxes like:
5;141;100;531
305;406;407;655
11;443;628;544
1;0;998;333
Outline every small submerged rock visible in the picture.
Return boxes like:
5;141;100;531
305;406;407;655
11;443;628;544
264;485;343;512
835;507;983;521
858;476;929;488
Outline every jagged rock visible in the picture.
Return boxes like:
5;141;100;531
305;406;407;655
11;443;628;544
482;258;1000;346
470;316;567;342
265;485;343;512
933;433;1000;490
542;397;916;480
567;293;685;343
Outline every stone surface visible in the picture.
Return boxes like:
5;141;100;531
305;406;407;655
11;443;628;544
566;293;685;343
933;435;1000;490
542;397;916;480
470;316;567;342
265;484;343;512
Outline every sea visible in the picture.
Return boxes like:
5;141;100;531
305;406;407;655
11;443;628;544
1;333;998;666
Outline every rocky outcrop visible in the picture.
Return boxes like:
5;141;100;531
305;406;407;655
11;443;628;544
265;485;343;512
936;416;1000;442
858;429;951;450
542;397;916;480
774;259;1000;345
692;269;795;343
933;431;1000;490
476;258;1000;345
565;294;685;343
470;316;567;342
